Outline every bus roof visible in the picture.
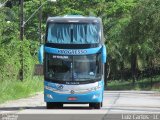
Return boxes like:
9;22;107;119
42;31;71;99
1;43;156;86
47;15;102;23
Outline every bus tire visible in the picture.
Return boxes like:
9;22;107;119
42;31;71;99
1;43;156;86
46;102;54;109
46;102;63;109
89;103;95;108
101;102;103;107
94;102;101;109
57;103;63;108
89;103;101;109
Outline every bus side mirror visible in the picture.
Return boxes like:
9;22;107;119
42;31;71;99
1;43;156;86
38;45;44;64
102;45;107;63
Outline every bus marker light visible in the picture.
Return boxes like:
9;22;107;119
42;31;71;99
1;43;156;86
47;94;53;99
92;94;99;99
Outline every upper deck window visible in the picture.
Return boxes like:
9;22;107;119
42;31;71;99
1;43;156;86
47;23;100;44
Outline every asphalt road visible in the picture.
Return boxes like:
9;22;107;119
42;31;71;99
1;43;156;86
0;91;160;120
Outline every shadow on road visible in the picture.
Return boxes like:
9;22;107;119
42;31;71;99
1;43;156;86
1;106;160;113
0;106;94;111
0;106;45;111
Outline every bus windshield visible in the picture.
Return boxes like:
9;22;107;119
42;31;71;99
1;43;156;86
47;23;100;44
45;54;101;82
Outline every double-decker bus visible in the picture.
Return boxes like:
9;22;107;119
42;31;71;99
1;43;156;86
38;15;107;109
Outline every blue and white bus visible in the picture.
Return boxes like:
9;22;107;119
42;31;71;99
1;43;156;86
38;15;107;109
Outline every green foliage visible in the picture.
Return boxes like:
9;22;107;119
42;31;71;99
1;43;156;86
104;0;160;78
0;6;39;81
0;0;160;81
0;0;160;104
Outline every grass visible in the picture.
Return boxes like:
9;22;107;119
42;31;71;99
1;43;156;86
106;76;160;91
0;77;43;104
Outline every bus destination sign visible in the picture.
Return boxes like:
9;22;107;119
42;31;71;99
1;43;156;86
57;49;87;55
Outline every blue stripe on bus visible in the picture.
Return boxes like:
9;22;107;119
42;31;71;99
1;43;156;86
44;46;102;55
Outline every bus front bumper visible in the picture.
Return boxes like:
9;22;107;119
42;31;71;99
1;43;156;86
44;88;103;103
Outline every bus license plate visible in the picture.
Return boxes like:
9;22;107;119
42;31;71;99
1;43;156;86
68;97;77;101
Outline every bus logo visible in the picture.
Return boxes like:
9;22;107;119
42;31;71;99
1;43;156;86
70;90;75;94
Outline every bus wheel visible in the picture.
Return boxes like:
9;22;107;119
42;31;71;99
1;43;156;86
89;103;94;108
101;102;103;107
57;103;63;108
89;103;101;109
46;102;63;109
94;103;101;109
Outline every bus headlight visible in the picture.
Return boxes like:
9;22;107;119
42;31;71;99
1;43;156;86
45;86;56;92
88;85;101;92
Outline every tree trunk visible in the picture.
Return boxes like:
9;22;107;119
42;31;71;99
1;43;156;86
131;51;138;85
120;61;124;79
104;61;110;86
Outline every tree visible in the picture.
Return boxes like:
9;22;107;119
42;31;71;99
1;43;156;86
121;0;160;82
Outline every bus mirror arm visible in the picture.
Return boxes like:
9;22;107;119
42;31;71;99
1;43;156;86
102;45;107;63
42;34;45;44
38;45;44;64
